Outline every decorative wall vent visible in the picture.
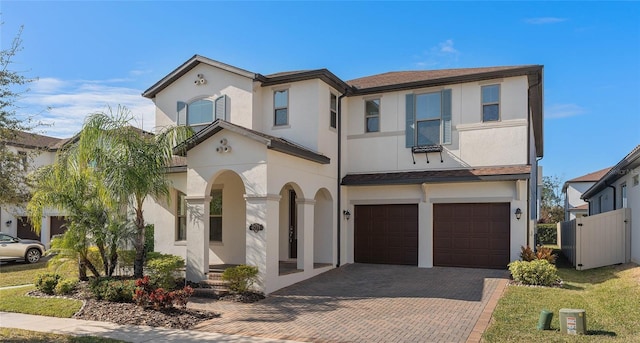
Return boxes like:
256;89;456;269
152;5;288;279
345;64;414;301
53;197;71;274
216;138;231;153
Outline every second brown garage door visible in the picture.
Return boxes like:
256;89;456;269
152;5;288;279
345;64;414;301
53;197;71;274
433;203;510;269
354;204;418;265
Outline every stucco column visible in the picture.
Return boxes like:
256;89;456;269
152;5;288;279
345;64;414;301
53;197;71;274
40;215;50;249
297;199;315;271
245;194;280;293
186;195;210;282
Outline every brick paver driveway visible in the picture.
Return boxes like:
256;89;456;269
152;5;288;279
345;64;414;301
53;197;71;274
191;264;508;343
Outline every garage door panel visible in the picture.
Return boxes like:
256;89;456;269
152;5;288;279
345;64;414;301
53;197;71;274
434;203;510;269
354;204;418;266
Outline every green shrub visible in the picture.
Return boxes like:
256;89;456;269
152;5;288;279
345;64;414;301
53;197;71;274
89;278;136;302
222;265;259;293
144;224;154;253
146;254;184;290
537;224;557;245
508;259;559;286
55;278;78;295
34;273;61;295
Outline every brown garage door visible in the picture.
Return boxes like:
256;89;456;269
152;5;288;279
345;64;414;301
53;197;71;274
17;217;40;240
50;216;69;238
354;204;418;265
433;203;510;269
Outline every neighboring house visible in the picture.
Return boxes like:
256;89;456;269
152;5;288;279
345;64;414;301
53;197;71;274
0;131;70;248
581;145;640;263
142;55;544;293
562;167;612;221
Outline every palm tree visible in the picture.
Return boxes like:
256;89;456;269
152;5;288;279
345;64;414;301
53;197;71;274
76;106;192;278
28;148;112;279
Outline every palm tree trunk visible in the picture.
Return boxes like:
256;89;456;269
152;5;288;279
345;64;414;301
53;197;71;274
133;204;146;278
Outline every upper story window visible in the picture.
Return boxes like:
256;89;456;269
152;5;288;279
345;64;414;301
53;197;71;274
621;183;627;208
405;89;451;147
274;89;289;126
634;175;640;187
209;189;223;242
481;84;500;122
177;95;227;128
365;99;380;133
330;93;337;129
176;191;187;241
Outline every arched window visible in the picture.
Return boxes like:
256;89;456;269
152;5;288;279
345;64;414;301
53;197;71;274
188;99;213;125
177;95;228;127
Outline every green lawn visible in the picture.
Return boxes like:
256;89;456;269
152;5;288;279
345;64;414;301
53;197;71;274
0;328;125;342
483;263;640;342
0;286;82;317
0;261;49;287
0;258;78;287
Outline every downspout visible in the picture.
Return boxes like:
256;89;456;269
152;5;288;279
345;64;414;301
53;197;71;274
336;90;348;268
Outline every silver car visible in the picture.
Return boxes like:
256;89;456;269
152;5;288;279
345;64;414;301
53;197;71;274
0;232;45;263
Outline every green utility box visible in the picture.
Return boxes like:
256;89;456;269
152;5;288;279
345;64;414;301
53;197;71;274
559;309;587;335
537;310;553;330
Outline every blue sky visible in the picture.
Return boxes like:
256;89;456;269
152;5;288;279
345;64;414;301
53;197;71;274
2;1;639;182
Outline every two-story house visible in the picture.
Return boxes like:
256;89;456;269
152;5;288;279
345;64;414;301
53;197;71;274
1;131;69;248
562;167;611;221
581;146;639;263
142;55;543;293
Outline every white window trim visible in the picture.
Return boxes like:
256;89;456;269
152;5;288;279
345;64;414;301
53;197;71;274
273;88;289;127
365;98;380;133
330;93;337;130
414;91;446;146
481;84;501;122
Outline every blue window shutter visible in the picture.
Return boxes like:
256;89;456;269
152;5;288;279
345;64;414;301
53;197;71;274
215;95;227;121
177;101;187;126
405;94;414;148
441;89;452;144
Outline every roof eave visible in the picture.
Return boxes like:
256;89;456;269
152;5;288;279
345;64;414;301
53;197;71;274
142;55;256;99
259;69;353;94
582;146;640;200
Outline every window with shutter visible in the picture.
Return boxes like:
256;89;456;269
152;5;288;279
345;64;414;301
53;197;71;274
215;95;227;121
406;89;452;147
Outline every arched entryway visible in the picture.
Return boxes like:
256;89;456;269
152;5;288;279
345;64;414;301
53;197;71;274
313;188;333;267
207;170;246;266
278;183;304;274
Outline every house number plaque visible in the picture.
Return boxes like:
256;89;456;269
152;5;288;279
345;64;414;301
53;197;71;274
249;223;264;233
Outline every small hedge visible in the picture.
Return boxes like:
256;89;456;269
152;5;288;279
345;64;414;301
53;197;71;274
222;265;259;293
536;224;557;245
89;278;136;302
54;278;78;295
508;259;559;286
34;273;61;295
146;254;184;290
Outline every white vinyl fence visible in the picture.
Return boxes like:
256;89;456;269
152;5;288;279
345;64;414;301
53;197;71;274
560;208;631;270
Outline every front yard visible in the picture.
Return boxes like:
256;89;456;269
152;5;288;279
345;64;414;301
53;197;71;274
484;262;640;342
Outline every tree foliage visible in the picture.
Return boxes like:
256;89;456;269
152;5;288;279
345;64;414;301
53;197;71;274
539;175;565;223
0;25;37;205
73;106;192;278
28;146;132;279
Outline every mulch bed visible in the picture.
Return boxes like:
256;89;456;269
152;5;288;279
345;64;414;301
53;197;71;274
27;281;263;330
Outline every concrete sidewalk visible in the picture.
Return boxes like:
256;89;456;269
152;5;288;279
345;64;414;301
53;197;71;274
0;312;306;343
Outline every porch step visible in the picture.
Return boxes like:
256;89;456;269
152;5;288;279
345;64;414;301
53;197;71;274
199;279;230;293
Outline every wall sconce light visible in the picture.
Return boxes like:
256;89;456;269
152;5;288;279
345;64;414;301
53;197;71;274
343;210;351;220
515;208;522;221
5;220;12;227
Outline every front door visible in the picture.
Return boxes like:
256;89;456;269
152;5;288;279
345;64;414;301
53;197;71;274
289;190;297;259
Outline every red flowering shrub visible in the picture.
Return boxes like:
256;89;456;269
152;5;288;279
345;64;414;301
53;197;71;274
133;276;194;310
